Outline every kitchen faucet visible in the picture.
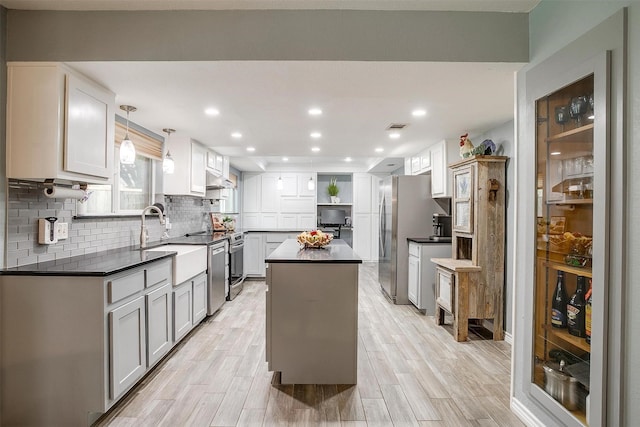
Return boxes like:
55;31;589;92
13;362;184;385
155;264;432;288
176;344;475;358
140;205;166;248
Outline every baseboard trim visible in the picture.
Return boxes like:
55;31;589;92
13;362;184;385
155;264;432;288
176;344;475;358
504;331;513;344
511;397;545;427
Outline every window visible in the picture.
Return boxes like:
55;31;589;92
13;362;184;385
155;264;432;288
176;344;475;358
82;147;156;215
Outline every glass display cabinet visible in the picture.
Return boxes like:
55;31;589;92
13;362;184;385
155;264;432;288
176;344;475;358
533;59;607;425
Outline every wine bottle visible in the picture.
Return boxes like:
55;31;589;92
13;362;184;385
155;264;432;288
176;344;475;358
551;271;568;328
567;275;587;337
585;278;592;343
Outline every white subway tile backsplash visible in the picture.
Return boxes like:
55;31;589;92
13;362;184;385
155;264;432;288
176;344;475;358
6;180;210;267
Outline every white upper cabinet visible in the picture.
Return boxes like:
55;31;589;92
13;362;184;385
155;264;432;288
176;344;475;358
430;139;458;198
297;173;317;197
190;143;206;195
206;149;226;177
6;62;115;184
242;173;261;213
163;136;206;197
280;173;298;197
261;174;280;213
353;173;373;214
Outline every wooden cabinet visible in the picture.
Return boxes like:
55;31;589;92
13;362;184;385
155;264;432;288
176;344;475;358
6;62;115;184
173;280;193;342
109;296;146;400
163;136;207;197
432;155;507;341
146;283;172;368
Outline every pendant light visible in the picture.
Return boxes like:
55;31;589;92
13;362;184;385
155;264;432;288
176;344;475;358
308;176;315;191
277;176;283;190
119;105;137;165
162;128;175;174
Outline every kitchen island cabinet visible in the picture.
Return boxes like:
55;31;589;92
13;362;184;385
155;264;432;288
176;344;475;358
265;239;361;384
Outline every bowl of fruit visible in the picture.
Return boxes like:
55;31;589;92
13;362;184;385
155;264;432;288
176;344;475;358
296;230;333;248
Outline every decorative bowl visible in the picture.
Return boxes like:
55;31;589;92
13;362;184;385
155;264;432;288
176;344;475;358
296;230;333;248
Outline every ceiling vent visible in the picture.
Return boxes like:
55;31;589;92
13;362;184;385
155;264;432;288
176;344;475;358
387;123;408;130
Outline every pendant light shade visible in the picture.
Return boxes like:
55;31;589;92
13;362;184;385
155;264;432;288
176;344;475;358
277;176;283;190
308;176;315;191
162;128;176;174
119;105;137;165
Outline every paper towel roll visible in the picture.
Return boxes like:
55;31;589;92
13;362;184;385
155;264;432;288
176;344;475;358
43;186;86;200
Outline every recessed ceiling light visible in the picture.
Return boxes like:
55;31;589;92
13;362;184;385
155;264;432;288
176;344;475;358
282;157;289;161
231;132;242;139
375;147;384;153
246;146;256;152
412;109;427;117
345;157;352;162
310;132;322;139
311;147;320;153
204;108;219;116
308;108;323;116
389;132;401;139
550;151;561;156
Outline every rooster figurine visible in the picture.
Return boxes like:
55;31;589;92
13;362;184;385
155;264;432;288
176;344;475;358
459;133;475;158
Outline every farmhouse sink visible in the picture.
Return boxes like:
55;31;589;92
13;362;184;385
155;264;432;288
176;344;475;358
144;244;207;285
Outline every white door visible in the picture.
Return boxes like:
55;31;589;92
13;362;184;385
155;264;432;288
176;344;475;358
352;213;372;261
243;174;261;213
146;284;172;367
192;274;207;325
173;282;193;342
109;296;146;399
190;142;206;195
408;255;420;307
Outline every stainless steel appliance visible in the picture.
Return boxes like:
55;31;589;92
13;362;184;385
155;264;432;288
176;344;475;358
431;213;452;241
378;175;448;304
228;232;245;300
207;241;227;315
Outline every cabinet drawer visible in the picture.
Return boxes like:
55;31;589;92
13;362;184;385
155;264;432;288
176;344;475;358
108;270;145;304
408;243;421;257
146;260;171;289
435;267;454;314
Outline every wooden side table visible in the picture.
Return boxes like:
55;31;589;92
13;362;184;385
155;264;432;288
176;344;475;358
432;257;482;342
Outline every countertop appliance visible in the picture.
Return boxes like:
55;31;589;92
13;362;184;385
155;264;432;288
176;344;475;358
378;175;448;304
431;213;452;242
228;232;245;300
207;240;227;315
319;209;346;238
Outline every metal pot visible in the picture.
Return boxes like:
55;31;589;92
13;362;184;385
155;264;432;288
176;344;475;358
543;360;580;410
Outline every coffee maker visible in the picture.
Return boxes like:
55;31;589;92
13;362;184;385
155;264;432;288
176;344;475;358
431;213;452;241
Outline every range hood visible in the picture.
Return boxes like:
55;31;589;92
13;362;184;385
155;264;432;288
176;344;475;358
206;171;233;189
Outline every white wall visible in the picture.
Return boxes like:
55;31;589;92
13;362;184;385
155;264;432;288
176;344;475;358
473;120;515;335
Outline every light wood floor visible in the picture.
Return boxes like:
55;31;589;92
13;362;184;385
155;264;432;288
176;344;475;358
97;264;524;427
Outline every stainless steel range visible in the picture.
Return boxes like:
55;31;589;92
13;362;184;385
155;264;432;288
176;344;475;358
228;232;245;300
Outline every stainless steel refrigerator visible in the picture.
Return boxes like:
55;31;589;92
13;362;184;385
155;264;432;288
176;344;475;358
378;175;447;304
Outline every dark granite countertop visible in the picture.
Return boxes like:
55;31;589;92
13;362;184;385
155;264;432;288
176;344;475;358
407;237;452;244
164;232;229;245
0;247;175;277
266;239;362;264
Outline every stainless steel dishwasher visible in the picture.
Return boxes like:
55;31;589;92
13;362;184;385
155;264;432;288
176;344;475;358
207;241;227;315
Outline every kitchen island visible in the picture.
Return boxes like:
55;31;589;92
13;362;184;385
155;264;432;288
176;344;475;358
265;239;361;384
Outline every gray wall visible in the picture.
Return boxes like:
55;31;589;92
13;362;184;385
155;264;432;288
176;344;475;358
5;10;528;63
516;2;636;425
472;120;515;336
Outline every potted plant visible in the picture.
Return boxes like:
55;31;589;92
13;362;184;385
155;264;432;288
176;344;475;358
327;177;340;203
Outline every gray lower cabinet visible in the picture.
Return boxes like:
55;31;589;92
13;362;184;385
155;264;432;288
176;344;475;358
109;296;146;400
146;283;173;367
173;280;193;341
173;272;207;342
193;273;207;324
0;257;190;426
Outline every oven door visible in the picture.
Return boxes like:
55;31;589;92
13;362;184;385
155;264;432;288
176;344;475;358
228;240;244;300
